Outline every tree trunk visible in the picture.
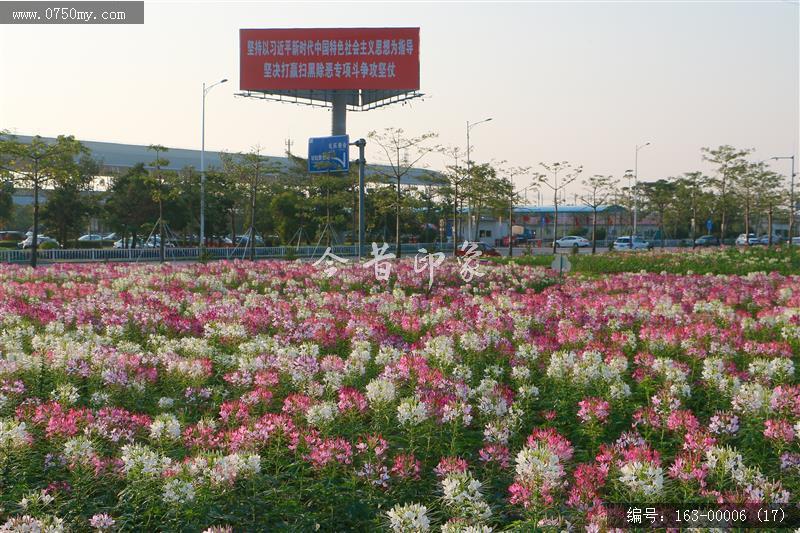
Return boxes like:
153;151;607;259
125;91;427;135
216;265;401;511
159;196;165;263
591;209;597;254
744;203;750;247
250;175;257;261
551;190;558;254
768;207;774;247
31;179;39;268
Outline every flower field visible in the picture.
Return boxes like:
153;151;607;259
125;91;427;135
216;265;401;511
0;260;799;532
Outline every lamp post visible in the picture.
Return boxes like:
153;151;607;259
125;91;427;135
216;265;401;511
466;118;492;242
200;78;228;256
633;142;650;237
771;155;796;248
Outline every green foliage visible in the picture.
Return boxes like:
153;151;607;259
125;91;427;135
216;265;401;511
501;246;800;275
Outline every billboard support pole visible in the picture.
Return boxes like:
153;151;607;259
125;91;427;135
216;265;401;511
352;138;367;260
332;91;347;136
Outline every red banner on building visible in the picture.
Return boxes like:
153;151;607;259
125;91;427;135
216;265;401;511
240;28;420;91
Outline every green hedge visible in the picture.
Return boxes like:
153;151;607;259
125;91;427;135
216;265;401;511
498;246;800;275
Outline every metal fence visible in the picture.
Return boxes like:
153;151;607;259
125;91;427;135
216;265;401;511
0;242;456;264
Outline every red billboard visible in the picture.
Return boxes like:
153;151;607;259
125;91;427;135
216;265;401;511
240;28;420;91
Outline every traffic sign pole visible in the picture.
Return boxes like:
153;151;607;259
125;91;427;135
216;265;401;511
351;138;367;260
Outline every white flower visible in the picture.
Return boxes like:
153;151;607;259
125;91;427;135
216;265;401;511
441;471;492;520
158;397;175;409
50;383;80;405
120;444;169;476
0;419;30;450
150;414;181;440
89;513;115;530
397;397;429;427
90;391;110;406
89;512;115;530
162;478;195;505
305;401;337;426
386;502;430;532
63;436;95;464
366;378;396;405
618;461;664;497
515;443;564;487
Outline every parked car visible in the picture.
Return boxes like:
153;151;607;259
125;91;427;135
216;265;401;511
613;236;651;251
455;242;501;257
694;234;720;246
103;232;118;241
18;235;60;249
142;236;175;248
114;238;141;249
554;235;590;248
78;234;104;241
235;234;265;246
757;234;784;245
735;233;759;246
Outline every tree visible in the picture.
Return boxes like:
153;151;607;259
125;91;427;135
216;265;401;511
751;164;785;246
461;162;513;242
0;180;13;227
673;172;712;246
639;179;677;248
0;134;86;267
536;161;582;253
580;174;618;254
221;148;282;259
104;163;159;248
368;128;438;257
42;156;100;246
440;145;466;250
146;145;169;262
702;145;752;243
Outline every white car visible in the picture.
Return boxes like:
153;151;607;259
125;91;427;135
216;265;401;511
735;233;759;246
613;236;650;250
555;235;590;248
18;235;60;249
78;234;103;241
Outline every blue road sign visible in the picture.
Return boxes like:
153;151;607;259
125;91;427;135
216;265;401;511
706;219;713;232
308;135;350;173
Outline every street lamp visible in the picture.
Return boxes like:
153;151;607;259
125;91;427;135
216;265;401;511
633;142;650;236
200;77;228;255
465;118;492;242
771;155;797;247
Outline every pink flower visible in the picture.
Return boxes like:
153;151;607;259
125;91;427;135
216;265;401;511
390;453;421;480
577;397;611;424
89;513;115;531
527;427;574;461
763;419;795;444
478;443;510;468
434;456;469;477
305;437;353;469
337;387;368;413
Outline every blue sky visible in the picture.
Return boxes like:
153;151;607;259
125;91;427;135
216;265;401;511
1;1;798;195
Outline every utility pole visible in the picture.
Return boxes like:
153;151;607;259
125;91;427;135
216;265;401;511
465;118;492;243
351;138;367;259
200;78;227;257
771;155;796;248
